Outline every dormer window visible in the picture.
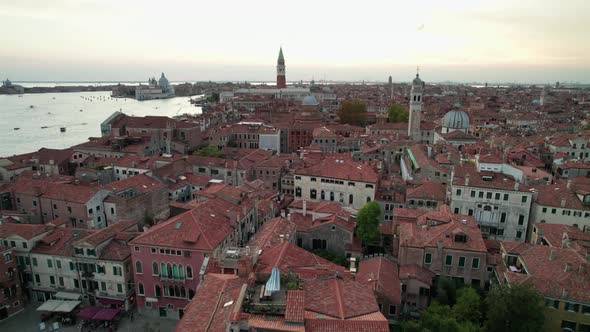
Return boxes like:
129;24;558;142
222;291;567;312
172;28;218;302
455;234;468;243
74;248;83;255
482;175;493;182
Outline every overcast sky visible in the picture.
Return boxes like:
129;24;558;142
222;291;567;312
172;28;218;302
1;0;589;83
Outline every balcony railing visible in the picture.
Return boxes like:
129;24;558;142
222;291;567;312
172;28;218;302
159;274;186;282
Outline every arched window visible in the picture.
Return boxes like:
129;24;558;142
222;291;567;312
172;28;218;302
138;283;144;295
188;289;195;299
310;189;317;199
330;192;334;201
135;261;142;274
339;193;344;203
180;287;186;298
349;194;354;205
167;264;172;278
321;190;325;200
155;285;161;297
186;265;193;279
179;265;185;279
484;205;492;211
169;286;174;297
174;286;180;297
161;263;166;277
152;262;158;275
295;187;301;198
172;265;179;279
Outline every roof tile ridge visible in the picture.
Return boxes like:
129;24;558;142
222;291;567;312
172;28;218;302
333;278;345;319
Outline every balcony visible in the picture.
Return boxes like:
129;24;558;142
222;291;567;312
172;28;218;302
159;274;186;282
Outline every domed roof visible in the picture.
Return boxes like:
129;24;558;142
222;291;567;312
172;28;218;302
302;94;319;106
158;73;169;86
412;73;423;85
442;109;469;130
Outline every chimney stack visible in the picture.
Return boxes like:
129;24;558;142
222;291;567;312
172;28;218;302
549;250;556;261
303;200;307;216
514;181;520;191
566;180;572;190
349;257;357;273
465;174;470;186
561;199;567;208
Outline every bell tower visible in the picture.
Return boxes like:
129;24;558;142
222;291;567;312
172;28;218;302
408;68;424;141
276;47;286;89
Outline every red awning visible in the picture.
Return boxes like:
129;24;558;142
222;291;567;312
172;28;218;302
93;308;120;321
77;306;102;320
98;297;125;306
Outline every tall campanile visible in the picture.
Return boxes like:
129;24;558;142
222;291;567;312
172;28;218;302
408;70;424;141
276;47;286;89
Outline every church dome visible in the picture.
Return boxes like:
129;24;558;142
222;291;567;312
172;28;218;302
442;109;469;130
302;94;319;106
158;73;169;88
412;73;423;86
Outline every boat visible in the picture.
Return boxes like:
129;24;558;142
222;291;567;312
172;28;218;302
80;109;83;112
60;127;66;132
13;127;20;130
29;105;34;108
41;126;48;129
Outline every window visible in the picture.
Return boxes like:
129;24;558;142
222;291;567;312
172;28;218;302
565;302;580;312
472;258;480;269
32;257;38;266
495;193;500;200
497;229;504;236
69;262;75;271
518;215;525;225
117;284;123;293
521;196;528;203
551;208;556;214
86;249;96;256
582;305;590;314
500;213;506;223
516;231;522;239
454;208;459;214
47;259;53;268
186;265;193;279
310;177;316;182
135;261;143;274
470;190;476;197
310;189;317;199
503;194;509;201
138;283;144;296
445;255;453;266
468;209;474;216
153;262;159;275
561;320;577;330
74;279;79;288
542;207;547;213
478;192;484;198
456;189;462;196
349;194;354;205
455;234;468;243
486;192;492;199
134;246;140;252
50;276;55;285
458;256;466;268
113;266;122;276
56;260;61;269
388;305;396;316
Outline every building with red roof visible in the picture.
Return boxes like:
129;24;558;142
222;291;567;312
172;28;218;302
0;246;24;320
357;256;401;323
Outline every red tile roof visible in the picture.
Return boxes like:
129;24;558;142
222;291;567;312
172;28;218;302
305;319;389;332
176;274;247;332
398;264;436;285
0;223;55;240
295;157;378;184
357;257;401;306
285;290;305;323
75;220;137;247
246;217;297;249
303;277;380;319
32;228;95;256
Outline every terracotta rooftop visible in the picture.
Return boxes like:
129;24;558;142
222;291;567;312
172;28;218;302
357;257;401;306
0;223;55;240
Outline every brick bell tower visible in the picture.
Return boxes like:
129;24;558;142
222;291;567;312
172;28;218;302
276;47;286;89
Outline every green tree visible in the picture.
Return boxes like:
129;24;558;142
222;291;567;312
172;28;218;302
453;287;482;324
435;276;458;306
338;99;367;126
355;201;381;243
388;103;409;123
193;146;224;158
420;302;481;332
484;283;544;332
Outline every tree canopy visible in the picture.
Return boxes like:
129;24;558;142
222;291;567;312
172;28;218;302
484;283;544;332
402;301;481;332
453;287;482;324
355;201;381;243
388;102;409;123
339;99;367;126
193;146;224;158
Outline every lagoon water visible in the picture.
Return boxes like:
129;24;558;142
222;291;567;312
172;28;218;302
0;91;202;157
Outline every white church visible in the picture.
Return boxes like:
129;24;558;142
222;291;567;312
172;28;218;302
135;73;175;100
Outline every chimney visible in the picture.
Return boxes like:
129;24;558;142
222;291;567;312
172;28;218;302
549;250;556;261
560;198;567;208
349;257;357;273
566;180;572;190
287;213;291;222
564;262;572;272
427;146;432;158
514;181;520;191
447;152;452;161
562;288;569;299
303;200;307;216
465;174;470;186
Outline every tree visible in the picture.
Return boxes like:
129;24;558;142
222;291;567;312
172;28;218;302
338;99;367;126
414;302;481;332
484;283;544;332
355;201;381;243
453;287;482;324
435;276;458;306
388;103;409;123
193;146;224;158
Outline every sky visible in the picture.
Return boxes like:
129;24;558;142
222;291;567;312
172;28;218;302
1;0;589;83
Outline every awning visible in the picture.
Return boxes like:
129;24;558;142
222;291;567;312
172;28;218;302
264;267;281;297
77;306;102;320
93;308;120;321
98;297;125;306
145;297;159;303
55;291;81;301
37;300;64;312
54;300;81;313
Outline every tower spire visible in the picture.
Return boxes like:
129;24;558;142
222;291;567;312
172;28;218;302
276;46;286;89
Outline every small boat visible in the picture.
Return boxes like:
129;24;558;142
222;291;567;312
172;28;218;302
60;127;66;132
41;126;48;129
80;109;83;112
29;105;34;108
13;127;20;130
